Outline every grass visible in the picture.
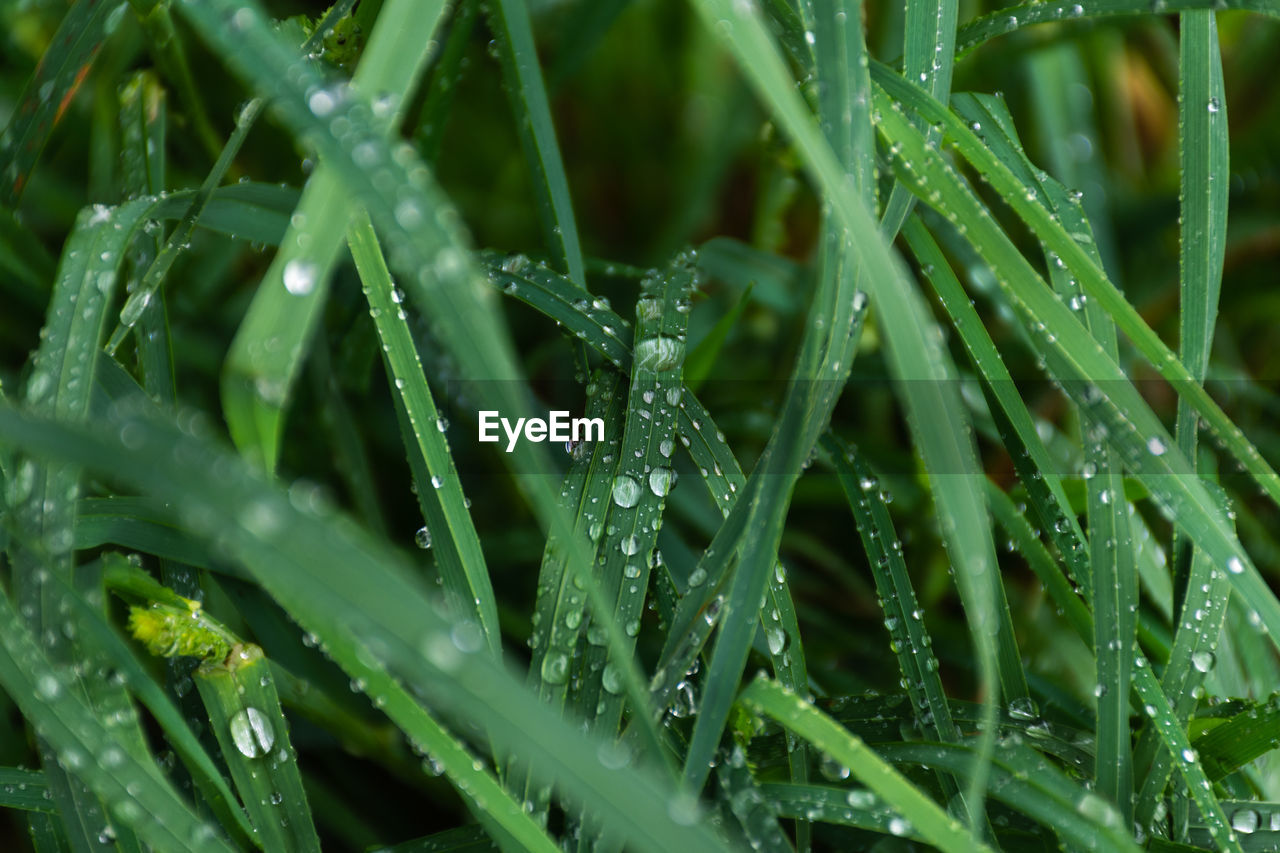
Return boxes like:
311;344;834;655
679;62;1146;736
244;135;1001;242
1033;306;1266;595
2;0;1280;850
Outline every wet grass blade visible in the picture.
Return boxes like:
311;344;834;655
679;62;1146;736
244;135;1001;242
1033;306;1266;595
872;742;1142;853
1131;662;1243;853
739;678;993;853
577;257;694;739
220;0;445;471
195;645;320;852
347;211;499;655
902;215;1091;596
487;0;586;286
821;434;961;744
1;766;53;813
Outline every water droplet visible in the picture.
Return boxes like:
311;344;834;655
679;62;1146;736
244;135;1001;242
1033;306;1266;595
620;535;641;556
1207;97;1221;114
1191;650;1215;672
601;663;623;694
414;526;431;549
1147;436;1166;456
634;336;685;371
888;816;911;836
1231;809;1258;833
228;708;275;758
649;467;676;497
1227;556;1244;574
612;475;641;508
541;651;569;684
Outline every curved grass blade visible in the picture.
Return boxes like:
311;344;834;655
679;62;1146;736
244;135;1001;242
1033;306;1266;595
516;369;626;811
103;1;358;361
0;0;123;204
486;0;586;286
872;64;1280;526
0;400;736;853
762;783;928;840
685;0;1007;819
1193;695;1280;781
739;678;993;853
220;0;445;471
715;745;792;853
195;644;320;853
0;583;236;853
347;211;499;655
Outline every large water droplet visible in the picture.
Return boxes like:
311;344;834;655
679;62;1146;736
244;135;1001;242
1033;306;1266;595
634;336;685;371
414;526;432;549
283;259;317;296
612;475;641;508
648;467;676;497
540;651;569;684
601;663;623;694
620;535;640;556
229;708;275;758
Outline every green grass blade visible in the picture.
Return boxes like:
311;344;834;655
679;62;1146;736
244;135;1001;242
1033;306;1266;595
577;257;694;739
822;433;961;743
1132;662;1243;853
879;0;958;235
739;678;993;853
714;745;793;853
0;0;123;205
220;0;446;471
194;645;320;853
487;0;586;286
347;211;499;655
0;767;53;813
1173;8;1227;604
1136;483;1233;826
873;64;1280;526
0;399;736;853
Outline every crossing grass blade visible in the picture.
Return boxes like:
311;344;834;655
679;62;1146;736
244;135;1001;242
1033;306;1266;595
347;211;500;655
221;0;445;472
869;66;1280;665
872;742;1143;853
739;677;994;853
486;0;586;286
0;398;736;853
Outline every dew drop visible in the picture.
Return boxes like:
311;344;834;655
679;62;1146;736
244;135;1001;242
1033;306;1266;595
612;475;641;508
228;708;275;758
